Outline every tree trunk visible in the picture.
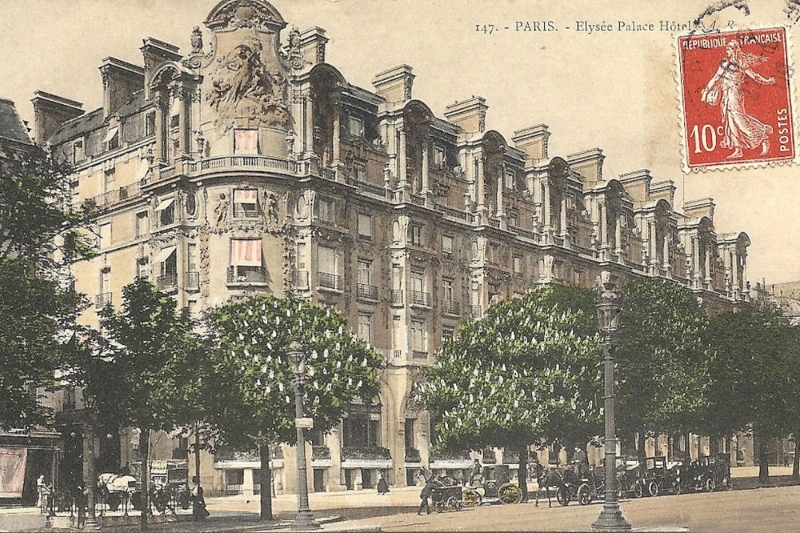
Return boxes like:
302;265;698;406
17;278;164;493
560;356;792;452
259;443;273;521
758;434;770;483
793;434;799;481
139;429;149;531
518;444;529;503
710;434;719;456
637;430;646;462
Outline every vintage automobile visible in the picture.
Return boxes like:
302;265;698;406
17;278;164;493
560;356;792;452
462;464;522;505
691;453;733;492
641;456;681;496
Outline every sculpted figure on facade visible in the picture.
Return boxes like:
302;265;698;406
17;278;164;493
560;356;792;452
214;193;229;227
206;43;290;132
263;190;280;225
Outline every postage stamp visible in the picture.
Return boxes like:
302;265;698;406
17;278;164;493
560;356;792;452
678;27;796;171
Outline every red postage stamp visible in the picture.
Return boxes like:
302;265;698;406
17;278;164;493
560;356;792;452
678;27;795;170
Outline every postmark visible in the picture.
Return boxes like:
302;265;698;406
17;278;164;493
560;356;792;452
678;27;796;170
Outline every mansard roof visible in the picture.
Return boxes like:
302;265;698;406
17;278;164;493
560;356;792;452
0;98;32;144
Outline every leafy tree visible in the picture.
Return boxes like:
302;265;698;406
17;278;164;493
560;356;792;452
0;140;92;428
615;278;709;459
704;307;799;482
204;294;383;520
422;285;603;502
96;279;203;530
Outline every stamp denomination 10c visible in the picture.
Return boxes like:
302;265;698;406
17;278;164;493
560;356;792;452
678;27;795;170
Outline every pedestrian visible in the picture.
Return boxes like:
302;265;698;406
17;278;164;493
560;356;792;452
191;476;209;521
573;445;589;478
376;472;390;495
75;482;89;529
417;475;437;515
36;474;48;514
468;458;482;487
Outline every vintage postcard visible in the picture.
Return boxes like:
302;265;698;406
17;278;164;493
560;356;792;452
1;1;800;532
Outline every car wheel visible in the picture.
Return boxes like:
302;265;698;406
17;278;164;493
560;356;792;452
647;480;660;497
633;482;644;498
462;489;481;507
556;486;570;506
577;483;592;506
705;477;716;492
499;484;522;504
723;478;733;491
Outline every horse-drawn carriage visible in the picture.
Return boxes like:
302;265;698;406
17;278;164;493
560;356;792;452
429;476;464;512
462;464;522;506
97;460;191;515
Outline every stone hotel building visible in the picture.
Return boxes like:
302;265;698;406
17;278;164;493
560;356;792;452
31;0;751;495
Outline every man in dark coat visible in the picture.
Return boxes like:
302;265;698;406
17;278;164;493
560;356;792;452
417;476;437;515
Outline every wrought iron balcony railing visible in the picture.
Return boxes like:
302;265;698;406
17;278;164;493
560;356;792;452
443;299;460;315
185;271;199;291
95;292;112;309
157;273;178;291
411;291;431;307
227;266;267;284
318;272;341;291
357;283;378;301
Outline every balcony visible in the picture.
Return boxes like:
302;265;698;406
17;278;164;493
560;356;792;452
95;292;112;309
318;272;341;291
227;266;267;284
405;447;421;463
185;271;199;291
390;289;403;305
157;272;178;291
185;155;296;176
312;446;331;461
292;270;310;289
443;299;460;316
469;305;482;320
412;350;428;360
411;291;431;307
342;446;392;461
357;283;378;301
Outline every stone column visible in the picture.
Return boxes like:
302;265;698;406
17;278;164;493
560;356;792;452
421;139;430;194
154;91;167;162
543;182;551;241
398;126;408;187
560;191;568;240
304;95;314;157
331;95;341;166
615;213;623;256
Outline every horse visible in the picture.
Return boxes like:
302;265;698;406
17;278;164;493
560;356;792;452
531;463;567;508
96;473;137;516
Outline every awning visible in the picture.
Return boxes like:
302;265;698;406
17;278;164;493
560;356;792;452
230;239;262;266
155;197;175;211
153;246;176;264
103;127;119;143
138;159;150;182
170;97;182;117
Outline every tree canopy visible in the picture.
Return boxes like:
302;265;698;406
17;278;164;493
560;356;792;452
615;277;709;450
422;284;603;461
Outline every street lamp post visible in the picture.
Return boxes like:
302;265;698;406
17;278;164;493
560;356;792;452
288;341;320;531
591;280;631;532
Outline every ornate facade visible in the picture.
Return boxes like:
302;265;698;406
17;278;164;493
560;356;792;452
36;0;751;495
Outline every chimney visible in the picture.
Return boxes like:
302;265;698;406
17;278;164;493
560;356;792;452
30;91;84;145
140;38;182;100
567;148;605;189
512;124;550;166
373;65;415;106
618;169;651;207
444;96;488;136
683;197;715;221
100;57;145;118
299;27;329;66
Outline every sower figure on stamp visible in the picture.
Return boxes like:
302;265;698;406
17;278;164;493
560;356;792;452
701;39;775;159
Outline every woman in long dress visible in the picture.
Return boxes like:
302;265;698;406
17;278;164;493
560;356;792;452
701;39;776;159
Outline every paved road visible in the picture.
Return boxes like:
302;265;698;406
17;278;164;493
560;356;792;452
335;484;800;532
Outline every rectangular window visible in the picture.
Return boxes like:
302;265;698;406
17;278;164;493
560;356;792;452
318;198;335;223
433;145;446;168
104;127;119;151
73;140;85;164
318;246;339;290
233;188;259;218
442;235;453;257
137;257;150;281
99;222;111;249
135;211;149;238
442;327;454;344
155;196;175;227
410;225;423;246
358;314;372;344
234;129;259;155
411;319;427;353
229;238;264;282
358;259;372;286
357;214;372;239
348;116;363;137
505;169;515;190
103;169;116;194
443;278;454;303
405;418;416;450
155;246;177;290
513;255;523;274
145;112;156;136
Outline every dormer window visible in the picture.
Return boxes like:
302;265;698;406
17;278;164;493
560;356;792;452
433;145;446;169
104;127;119;151
348;116;364;137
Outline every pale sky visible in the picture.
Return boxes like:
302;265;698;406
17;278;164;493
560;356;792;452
1;0;799;285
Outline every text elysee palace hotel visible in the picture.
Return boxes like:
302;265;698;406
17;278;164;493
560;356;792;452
32;0;749;495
